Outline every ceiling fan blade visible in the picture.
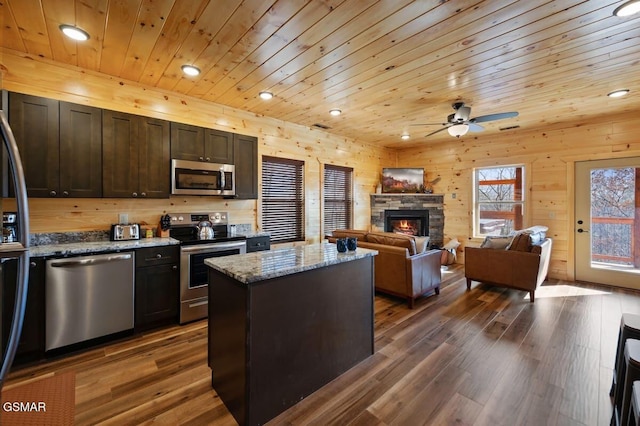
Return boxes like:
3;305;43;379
469;111;518;123
469;122;484;132
425;126;450;137
410;122;448;126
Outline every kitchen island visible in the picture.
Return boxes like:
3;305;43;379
205;243;377;426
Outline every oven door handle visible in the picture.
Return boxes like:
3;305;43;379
180;241;246;254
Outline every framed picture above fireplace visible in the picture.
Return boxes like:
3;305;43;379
381;168;424;193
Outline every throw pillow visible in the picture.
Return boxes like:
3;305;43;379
524;225;548;245
480;235;513;250
414;236;430;253
507;231;533;252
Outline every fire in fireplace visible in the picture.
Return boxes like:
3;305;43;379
384;209;429;236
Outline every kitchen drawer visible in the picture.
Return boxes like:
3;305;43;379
135;245;179;267
246;235;270;253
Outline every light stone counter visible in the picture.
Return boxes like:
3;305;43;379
29;237;180;257
204;242;377;284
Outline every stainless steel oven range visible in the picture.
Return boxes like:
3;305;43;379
168;212;246;324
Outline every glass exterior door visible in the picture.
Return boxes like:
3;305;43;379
575;158;640;289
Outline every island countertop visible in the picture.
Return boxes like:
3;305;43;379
204;242;377;284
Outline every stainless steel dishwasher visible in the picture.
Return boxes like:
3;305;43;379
45;251;135;351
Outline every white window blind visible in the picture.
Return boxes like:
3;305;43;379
262;156;305;243
324;164;353;235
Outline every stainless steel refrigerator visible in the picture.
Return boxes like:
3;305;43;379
0;109;30;394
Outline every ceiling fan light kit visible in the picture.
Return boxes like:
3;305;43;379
448;124;469;138
614;0;640;16
415;102;519;138
259;91;273;100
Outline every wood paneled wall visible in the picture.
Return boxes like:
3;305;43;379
5;49;640;281
397;113;640;281
0;49;396;243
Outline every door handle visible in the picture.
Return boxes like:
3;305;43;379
577;228;589;233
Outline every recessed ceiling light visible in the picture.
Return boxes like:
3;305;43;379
259;91;273;100
59;25;90;41
401;134;410;140
181;65;201;76
329;109;342;116
613;0;640;16
608;89;630;98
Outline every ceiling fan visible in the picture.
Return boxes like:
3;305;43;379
413;102;519;138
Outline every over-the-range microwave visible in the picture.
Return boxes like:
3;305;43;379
171;159;235;196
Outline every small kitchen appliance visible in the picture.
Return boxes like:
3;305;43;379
171;159;235;196
2;212;18;243
110;223;141;241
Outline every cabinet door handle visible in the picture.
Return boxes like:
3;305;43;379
199;156;204;161
49;190;57;197
206;157;211;162
132;192;138;197
141;192;147;197
62;190;69;197
156;254;162;259
172;265;178;270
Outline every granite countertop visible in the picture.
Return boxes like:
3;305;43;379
205;242;377;284
29;237;180;258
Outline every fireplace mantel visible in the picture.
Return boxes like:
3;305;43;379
371;194;444;246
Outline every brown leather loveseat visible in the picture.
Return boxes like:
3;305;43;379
465;226;552;302
328;229;441;308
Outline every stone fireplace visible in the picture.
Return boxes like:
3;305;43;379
371;194;444;247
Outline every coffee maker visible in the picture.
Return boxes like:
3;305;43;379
2;211;18;243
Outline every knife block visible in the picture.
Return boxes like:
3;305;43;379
157;223;170;238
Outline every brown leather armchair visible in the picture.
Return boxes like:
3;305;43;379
465;237;552;302
329;230;441;308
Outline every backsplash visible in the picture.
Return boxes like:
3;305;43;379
29;223;255;246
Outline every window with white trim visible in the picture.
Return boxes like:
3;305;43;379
473;165;525;237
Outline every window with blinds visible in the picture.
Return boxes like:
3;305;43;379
324;164;353;235
261;156;305;243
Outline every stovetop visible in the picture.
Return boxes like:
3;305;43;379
167;211;246;246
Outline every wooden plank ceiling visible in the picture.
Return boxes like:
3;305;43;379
1;0;639;148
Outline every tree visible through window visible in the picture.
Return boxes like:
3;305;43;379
590;167;637;266
324;164;353;235
474;165;525;237
261;156;305;243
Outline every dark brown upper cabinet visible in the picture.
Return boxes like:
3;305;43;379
171;123;234;164
205;128;234;164
233;134;258;199
8;93;102;198
60;102;103;197
103;110;170;198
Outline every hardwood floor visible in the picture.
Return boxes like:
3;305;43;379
5;265;638;425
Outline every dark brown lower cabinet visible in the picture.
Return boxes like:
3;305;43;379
1;257;45;364
134;246;179;331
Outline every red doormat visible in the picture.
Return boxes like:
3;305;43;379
1;371;75;425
